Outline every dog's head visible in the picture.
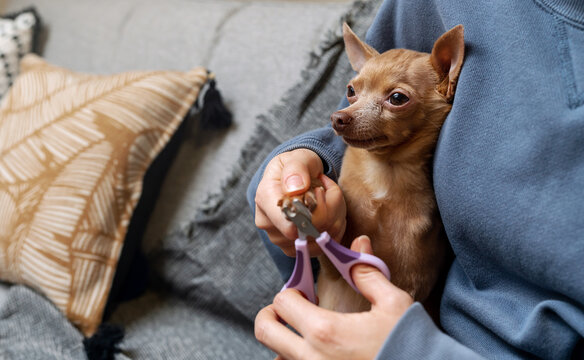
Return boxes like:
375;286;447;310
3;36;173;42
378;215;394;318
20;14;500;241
331;24;464;154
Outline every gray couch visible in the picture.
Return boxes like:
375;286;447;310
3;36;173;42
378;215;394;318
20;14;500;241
0;0;381;358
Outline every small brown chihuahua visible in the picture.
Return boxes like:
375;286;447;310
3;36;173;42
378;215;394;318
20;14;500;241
317;23;465;313
280;23;464;314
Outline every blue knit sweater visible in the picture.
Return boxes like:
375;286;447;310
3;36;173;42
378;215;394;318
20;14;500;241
247;0;584;358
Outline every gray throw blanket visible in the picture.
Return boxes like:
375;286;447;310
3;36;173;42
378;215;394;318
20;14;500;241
0;1;381;358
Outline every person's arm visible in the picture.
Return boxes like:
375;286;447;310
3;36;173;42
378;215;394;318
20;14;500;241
375;304;484;359
246;126;346;280
249;125;346;189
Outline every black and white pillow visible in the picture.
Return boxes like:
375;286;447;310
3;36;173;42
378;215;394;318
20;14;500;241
0;7;40;100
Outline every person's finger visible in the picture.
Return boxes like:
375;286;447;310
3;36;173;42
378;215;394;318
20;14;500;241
350;235;373;253
311;175;345;227
320;174;346;240
264;232;296;257
280;162;312;196
255;177;303;241
349;236;399;307
310;186;328;230
255;155;302;239
255;305;306;360
256;207;322;257
319;173;339;192
280;150;323;196
254;202;298;240
272;289;338;338
328;217;347;244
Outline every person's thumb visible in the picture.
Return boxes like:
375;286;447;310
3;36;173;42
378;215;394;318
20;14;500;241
280;150;322;195
281;164;310;195
350;236;398;306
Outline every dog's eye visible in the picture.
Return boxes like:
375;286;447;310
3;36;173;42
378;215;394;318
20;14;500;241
347;85;356;98
389;92;409;106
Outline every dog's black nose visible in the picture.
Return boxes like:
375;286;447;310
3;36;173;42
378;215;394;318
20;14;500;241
331;112;352;132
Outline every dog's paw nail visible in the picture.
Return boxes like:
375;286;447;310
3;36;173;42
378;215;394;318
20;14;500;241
304;191;318;212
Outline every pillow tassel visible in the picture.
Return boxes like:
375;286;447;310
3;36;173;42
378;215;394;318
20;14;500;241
199;72;233;129
83;323;125;360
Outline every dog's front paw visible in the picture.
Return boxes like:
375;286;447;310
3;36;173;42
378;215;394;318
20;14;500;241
277;190;317;212
277;178;323;212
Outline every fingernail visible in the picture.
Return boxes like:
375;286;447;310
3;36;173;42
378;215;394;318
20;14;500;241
358;235;370;252
285;175;304;192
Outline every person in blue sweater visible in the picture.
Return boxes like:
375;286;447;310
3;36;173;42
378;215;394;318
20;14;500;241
247;0;584;358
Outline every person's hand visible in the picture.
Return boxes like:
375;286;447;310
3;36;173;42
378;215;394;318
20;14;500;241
255;236;414;360
254;148;346;256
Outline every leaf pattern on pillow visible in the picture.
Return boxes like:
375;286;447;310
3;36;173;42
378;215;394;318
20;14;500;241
0;54;208;335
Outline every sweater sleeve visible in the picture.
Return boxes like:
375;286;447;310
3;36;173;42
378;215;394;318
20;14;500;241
375;303;485;360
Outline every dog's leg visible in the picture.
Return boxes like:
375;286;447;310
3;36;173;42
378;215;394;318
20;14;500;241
316;256;371;313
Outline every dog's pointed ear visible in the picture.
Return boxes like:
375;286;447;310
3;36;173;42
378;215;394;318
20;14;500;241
343;22;379;72
431;25;465;102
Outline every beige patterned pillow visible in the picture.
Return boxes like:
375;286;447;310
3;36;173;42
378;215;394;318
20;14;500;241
0;54;208;336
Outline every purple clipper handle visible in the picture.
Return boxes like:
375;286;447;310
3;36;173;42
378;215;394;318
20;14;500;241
316;232;391;293
281;239;317;303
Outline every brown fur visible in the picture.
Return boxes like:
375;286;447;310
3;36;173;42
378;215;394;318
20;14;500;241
316;24;465;313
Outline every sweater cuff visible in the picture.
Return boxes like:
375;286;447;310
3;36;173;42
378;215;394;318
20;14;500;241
375;303;484;359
